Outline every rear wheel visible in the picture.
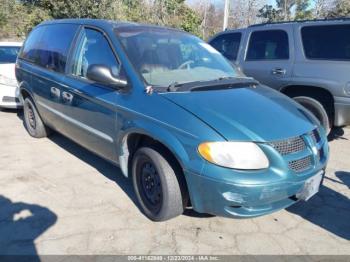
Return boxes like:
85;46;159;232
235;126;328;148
23;97;51;138
293;96;331;134
132;146;186;221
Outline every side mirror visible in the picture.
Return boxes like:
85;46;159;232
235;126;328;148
86;64;128;89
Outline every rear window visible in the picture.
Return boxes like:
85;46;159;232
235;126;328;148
20;24;78;73
210;33;242;61
246;30;289;60
302;25;350;60
0;46;20;64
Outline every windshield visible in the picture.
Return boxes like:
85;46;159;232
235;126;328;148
115;27;241;87
0;46;20;64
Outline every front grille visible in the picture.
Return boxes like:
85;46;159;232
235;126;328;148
288;156;312;172
2;96;19;103
310;128;321;144
270;136;306;155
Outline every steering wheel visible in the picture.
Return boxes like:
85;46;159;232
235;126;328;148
178;60;195;70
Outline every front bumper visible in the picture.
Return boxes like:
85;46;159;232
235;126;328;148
0;84;22;109
334;96;350;126
185;168;325;218
185;128;329;218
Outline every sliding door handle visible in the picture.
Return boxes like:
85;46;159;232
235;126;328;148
62;91;73;103
50;87;60;98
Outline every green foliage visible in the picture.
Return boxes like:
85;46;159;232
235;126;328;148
257;4;282;22
258;0;316;22
295;0;313;20
0;0;202;39
327;0;350;18
179;5;202;36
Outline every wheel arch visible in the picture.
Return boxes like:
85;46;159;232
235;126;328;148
280;85;335;122
118;128;190;179
18;81;34;103
118;128;191;206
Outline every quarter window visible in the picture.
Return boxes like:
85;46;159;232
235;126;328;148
246;30;289;60
71;28;120;79
20;24;78;73
37;24;78;73
20;26;46;63
210;33;242;61
302;25;350;60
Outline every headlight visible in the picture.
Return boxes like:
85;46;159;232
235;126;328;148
0;74;17;87
198;142;269;170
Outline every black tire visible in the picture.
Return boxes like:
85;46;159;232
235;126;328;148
23;97;51;138
293;96;331;135
132;146;186;221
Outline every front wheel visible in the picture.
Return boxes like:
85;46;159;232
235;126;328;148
132;146;186;221
293;96;331;135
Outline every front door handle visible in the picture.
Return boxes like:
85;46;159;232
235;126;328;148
271;68;286;75
50;87;60;98
62;91;73;104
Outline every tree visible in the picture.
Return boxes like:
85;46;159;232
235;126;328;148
327;0;350;18
258;0;317;22
150;0;202;36
314;0;328;18
277;0;296;21
257;4;282;22
295;0;313;20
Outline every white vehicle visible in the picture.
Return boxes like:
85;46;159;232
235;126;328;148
0;42;22;109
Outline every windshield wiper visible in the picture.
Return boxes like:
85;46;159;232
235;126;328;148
167;81;183;92
167;80;205;92
173;77;259;92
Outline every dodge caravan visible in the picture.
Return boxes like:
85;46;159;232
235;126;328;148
16;19;329;221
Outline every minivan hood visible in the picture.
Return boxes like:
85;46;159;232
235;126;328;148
161;86;316;142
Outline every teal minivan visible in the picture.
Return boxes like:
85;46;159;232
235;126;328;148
16;19;329;221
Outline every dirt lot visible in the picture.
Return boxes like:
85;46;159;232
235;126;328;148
0;109;349;255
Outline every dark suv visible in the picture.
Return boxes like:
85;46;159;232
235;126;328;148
16;19;328;221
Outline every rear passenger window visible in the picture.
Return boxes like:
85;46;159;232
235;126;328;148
20;24;78;73
210;33;242;61
246;30;289;60
20;26;46;63
71;28;120;79
302;25;350;60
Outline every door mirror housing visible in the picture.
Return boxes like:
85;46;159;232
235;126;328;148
86;64;128;89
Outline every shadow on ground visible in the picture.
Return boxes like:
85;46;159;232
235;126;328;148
287;171;350;240
0;195;57;258
48;133;138;205
328;127;348;141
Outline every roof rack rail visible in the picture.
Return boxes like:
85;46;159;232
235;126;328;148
248;17;350;28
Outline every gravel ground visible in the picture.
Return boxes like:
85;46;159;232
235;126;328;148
0;109;349;255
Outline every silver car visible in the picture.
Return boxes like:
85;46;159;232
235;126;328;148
209;19;350;133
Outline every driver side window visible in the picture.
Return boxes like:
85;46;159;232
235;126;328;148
71;28;121;79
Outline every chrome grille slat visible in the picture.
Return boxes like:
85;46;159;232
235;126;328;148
269;128;321;173
270;136;306;155
288;156;312;172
